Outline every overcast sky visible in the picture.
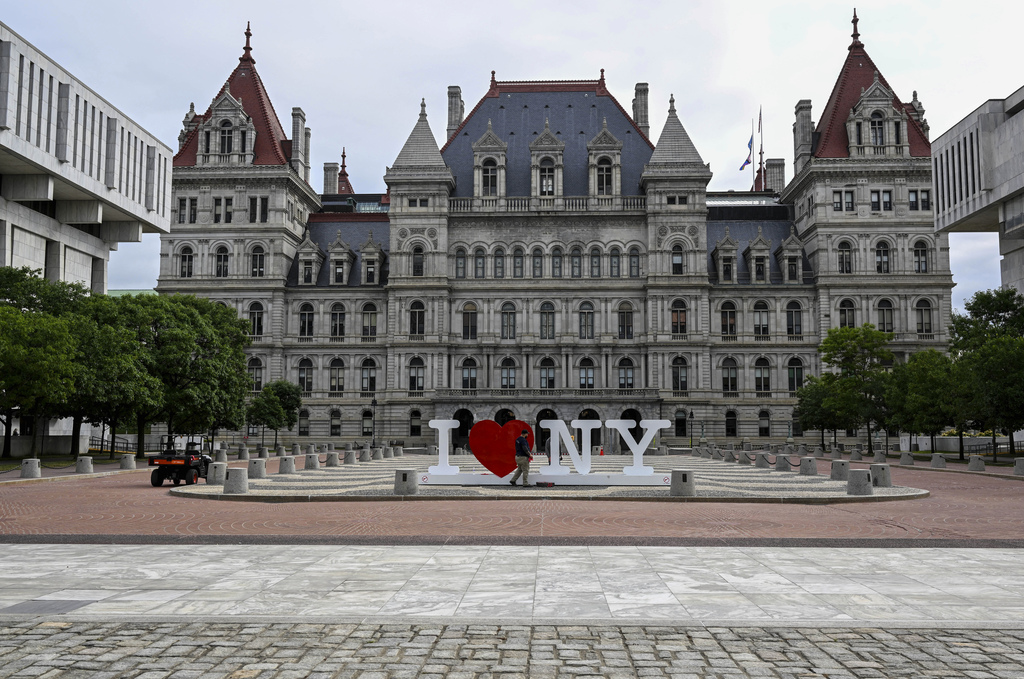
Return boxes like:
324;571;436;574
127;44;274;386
5;0;1018;309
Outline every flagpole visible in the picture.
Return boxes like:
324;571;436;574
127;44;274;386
751;119;755;189
758;106;765;191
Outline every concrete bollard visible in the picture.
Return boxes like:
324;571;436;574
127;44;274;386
207;462;227;484
20;459;41;479
968;455;986;472
754;452;771;469
702;447;713;459
247;458;267;479
238;448;250;461
276;445;286;457
394;446;404;457
345;442;354;451
930;453;947;469
394;468;418;495
870;463;892;488
278;456;296;474
723;450;736;462
775;455;792;472
383;446;394;459
429;445;438;455
831;449;844;460
75;457;94;474
873;450;887;464
306;444;317;456
372;448;384;461
344;450;357;464
669;469;695;497
797;444;807;456
799;457;818;476
305;453;321;470
1015;458;1024;476
736;451;751;465
814;446;825;458
849;449;863;462
223;467;248;494
326;452;340;467
359;449;371;462
327;442;335;451
455;447;465;456
215;450;227;463
292;443;301;455
119;454;136;470
847;469;873;496
830;459;850;481
258;447;269;459
899;452;915;466
712;449;724;460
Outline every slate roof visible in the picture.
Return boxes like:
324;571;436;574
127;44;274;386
706;220;811;285
174;24;291;167
286;216;390;288
441;73;655;197
393;100;447;169
647;96;704;166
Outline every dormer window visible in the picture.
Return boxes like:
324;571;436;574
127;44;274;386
870;111;884;148
302;260;313;284
482;159;498;196
219;120;233;154
596;157;613;195
539;158;555;196
334;260;345;284
754;257;766;282
365;259;376;284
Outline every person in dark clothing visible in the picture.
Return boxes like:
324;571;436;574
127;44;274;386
510;429;531;486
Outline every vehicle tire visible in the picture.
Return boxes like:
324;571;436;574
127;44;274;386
172;476;181;486
150;470;163;487
185;469;199;485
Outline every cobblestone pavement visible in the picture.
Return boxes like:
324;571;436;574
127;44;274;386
2;620;1023;678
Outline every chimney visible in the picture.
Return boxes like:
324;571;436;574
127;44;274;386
323;162;339;194
793;100;813;175
632;83;649;137
291;107;306;175
447;86;464;139
304;127;312;183
765;158;786;193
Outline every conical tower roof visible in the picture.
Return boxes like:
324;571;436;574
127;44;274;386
648;95;705;165
392;99;447;168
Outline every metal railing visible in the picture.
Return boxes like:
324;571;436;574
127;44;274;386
449;196;647;213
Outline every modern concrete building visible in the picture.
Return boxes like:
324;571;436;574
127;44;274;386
0;21;172;293
932;84;1024;292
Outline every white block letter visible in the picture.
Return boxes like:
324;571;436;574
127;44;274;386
428;420;459;475
605;419;670;475
536;419;600;475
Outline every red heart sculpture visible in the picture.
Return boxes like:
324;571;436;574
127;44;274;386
468;420;534;477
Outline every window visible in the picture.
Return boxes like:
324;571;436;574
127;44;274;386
610;249;621;277
329;359;345;393
409;301;425;335
361;358;376;393
788;358;804;394
462;358;478;389
596;157;613;195
894;121;902;146
330;410;341;437
539;357;556;389
474;249;485;278
532;249;543;278
214;198;222;223
539;158;555;196
297;358;313;392
361;410;373;436
617;358;634;390
539;302;555;340
204;130;210;154
579;302;594;340
224;198;233;223
833;191;842;211
786;301;802;337
249;302;264;337
629;248;640;277
494;249;505;278
753;301;769;337
839;299;856;328
721;256;733;281
552;248;562;278
420;198;429;207
362;303;377;337
251;246;265;277
500;302;516;339
875;242;890;274
671;245;684;275
845;191;854;211
908;190;919;211
725;410;737;437
882;190;892;211
754;358;771;393
298;410;310;437
837;241;852;274
409;357;425;392
500;358;517;389
410;410;422;437
579;358;595;389
914;241;928;273
462;303;477;340
412;247;424;276
513;249;524;278
590;248;601;277
672;357;688;392
758;410;771;437
754;256;766;282
921;190;931;210
455;249;466;279
617;302;634;340
298;303;314;337
481;158;498;196
870;111;884;147
302;260;313;284
916;300;933;334
787;257;798;282
871;190;881;211
721;301;736;336
675;410;688;436
189;198;197;223
249;196;257;223
260;196;269;223
671;300;687;335
219;120;233;153
877;299;894;332
365;259;376;284
570;248;582;278
722;358;738;393
247;358;263;392
177;197;186;224
179;246;193;278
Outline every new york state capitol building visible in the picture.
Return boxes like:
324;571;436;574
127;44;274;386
157;18;952;451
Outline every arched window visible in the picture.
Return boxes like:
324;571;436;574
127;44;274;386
916;299;933;334
722;358;738;393
362;303;377;337
361;358;377;393
552;248;563;278
532;248;543;278
179;246;194;278
330;409;341;437
617;302;634;340
721;301;737;336
579;357;596;389
839;299;856;328
671;245;684;275
787;357;804;394
297;358;313;392
462;302;477;340
786;301;802;337
610;248;621;277
875;241;891;274
500;357;517;390
758;410;771;437
590;248;601;277
408;356;425;392
481;158;498;196
725;410;737;437
753;301;770;338
596;157;613;195
539;301;555;340
629;247;640;277
455;248;467;279
512;248;524;278
362;410;373;436
617;357;634;390
870;110;884;147
298;409;310;437
877;299;894;332
412;246;424;277
409;301;425;336
250;246;265;278
570;248;582;278
672;356;688;393
539;157;555;196
500;302;516;339
330;303;345;338
298;303;314;338
664;300;687;337
474;248;486;278
539;357;556;389
754;357;771;393
494;248;505;279
579;301;594;340
249;302;264;337
674;409;688;437
219;120;233;154
461;358;478;389
914;240;928;273
410;410;422;437
215;246;229;278
837;240;852;274
247;357;263;392
329;358;345;393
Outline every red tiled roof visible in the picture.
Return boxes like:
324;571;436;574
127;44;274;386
813;17;930;159
173;25;291;167
337;148;355;194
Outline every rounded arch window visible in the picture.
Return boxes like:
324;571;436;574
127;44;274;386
916;299;933;334
670;299;687;335
455;248;467;279
463;301;477;312
501;302;516;312
363;302;377;312
570;248;583;278
297;358;313;392
299;303;314;313
617;356;634;389
721;301;736;310
754;357;772;392
213;245;229;278
875;241;891;274
837;240;853;273
786;300;801;310
609;247;621;277
474;248;486;278
580;357;594;367
725;410;738;437
219;120;233;154
298;409;310;436
671;244;684;274
249;301;263;312
481;158;498;196
540;301;554;312
409;356;424;366
786;300;803;336
252;245;264;254
590;247;601;277
512;248;524;278
412;246;424;276
540;357;555;367
410;409;422;436
838;298;856;328
596;156;613;195
329;358;345;393
579;301;595;339
500;302;516;339
500;357;516;367
628;247;640;277
539;157;555;196
410;300;425;310
361;358;376;368
494;248;506;278
298;358;313;368
914;240;929;273
463;358;477;367
331;302;345;313
298;303;315;337
330;358;344;368
758;409;771;437
551;247;563;277
754;300;768;310
618;357;634;367
531;248;544;278
216;245;227;254
722;357;737;368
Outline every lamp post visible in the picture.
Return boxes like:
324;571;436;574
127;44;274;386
688;410;695;449
786;420;794;444
371;398;378;449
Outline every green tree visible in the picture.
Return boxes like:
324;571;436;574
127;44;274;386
0;266;89;316
246;389;286;447
950;288;1024;353
795;374;846;447
264;380;302;435
888;350;954;454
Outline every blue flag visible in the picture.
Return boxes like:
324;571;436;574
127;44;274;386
739;135;753;171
